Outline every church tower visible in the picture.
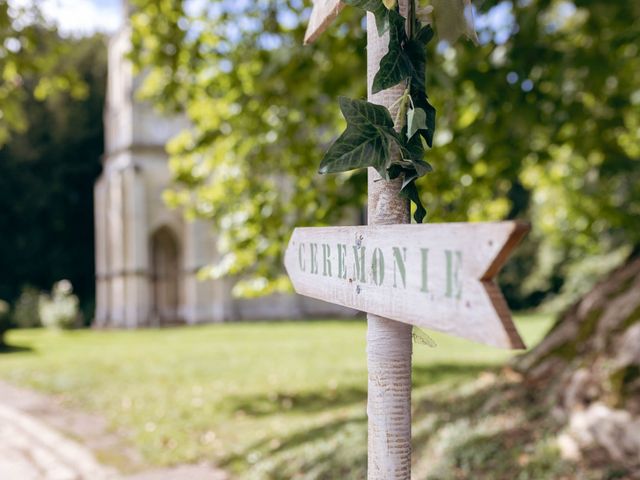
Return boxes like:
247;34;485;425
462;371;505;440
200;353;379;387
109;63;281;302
94;3;353;327
93;6;232;327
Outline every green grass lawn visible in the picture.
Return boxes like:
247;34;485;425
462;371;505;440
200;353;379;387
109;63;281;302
0;315;553;478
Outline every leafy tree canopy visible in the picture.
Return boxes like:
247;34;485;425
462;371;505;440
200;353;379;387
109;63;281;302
0;1;90;145
131;0;368;296
130;0;639;305
0;31;106;314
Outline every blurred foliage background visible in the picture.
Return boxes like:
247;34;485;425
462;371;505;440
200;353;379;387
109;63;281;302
0;2;105;316
128;0;639;309
0;0;638;315
0;2;638;476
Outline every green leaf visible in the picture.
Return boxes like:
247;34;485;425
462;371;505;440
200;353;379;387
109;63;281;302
410;94;436;147
407;107;427;140
387;164;406;180
401;180;427;223
421;98;436;146
319;97;399;178
372;10;412;93
405;25;433;88
405;24;436;145
388;164;427;223
415;24;435;44
399;130;433;176
343;0;391;34
387;127;432;224
388;165;418;188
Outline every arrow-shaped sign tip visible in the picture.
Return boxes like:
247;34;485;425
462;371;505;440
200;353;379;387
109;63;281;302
480;221;531;350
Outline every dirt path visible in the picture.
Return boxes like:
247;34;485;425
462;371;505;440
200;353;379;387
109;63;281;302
0;401;117;480
0;381;230;480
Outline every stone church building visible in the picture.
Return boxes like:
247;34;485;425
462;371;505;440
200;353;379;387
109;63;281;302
94;19;342;328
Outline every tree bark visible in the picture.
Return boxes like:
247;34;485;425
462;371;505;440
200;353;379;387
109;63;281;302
515;254;640;473
366;3;413;479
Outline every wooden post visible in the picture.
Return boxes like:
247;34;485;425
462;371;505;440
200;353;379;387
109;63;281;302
297;2;529;477
366;3;413;478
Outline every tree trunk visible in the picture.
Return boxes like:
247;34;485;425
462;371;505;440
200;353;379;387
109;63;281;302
365;2;413;479
514;254;640;474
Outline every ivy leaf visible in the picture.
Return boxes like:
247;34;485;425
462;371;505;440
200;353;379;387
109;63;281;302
420;98;436;146
415;24;435;44
410;94;436;147
400;130;433;175
407;95;436;146
405;26;433;92
382;0;397;9
407;107;427;140
319;96;399;178
372;10;412;93
387;163;407;181
411;156;433;177
388;165;427;223
343;0;391;35
405;23;436;145
423;100;436;145
401;180;427;223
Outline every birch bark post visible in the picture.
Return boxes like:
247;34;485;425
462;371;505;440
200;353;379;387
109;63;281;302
366;2;413;478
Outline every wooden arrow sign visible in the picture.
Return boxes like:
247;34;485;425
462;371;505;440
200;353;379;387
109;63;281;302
284;221;529;349
304;0;344;44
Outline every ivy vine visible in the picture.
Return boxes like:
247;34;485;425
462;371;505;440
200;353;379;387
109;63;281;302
318;0;436;223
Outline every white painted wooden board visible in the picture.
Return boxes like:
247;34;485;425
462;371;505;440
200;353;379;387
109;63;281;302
304;0;344;44
284;221;529;349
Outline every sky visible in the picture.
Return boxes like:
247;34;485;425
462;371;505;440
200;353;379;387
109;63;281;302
16;0;122;34
12;0;518;40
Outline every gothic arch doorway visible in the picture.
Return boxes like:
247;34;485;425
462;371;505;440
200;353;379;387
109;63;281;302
150;226;182;325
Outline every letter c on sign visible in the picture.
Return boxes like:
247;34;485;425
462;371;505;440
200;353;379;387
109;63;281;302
299;243;306;271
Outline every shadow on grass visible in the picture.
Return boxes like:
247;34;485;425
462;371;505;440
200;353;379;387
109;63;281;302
410;374;586;479
220;414;367;470
412;374;533;442
0;344;34;354
225;362;584;479
223;386;367;417
413;363;495;388
437;426;562;478
221;363;502;477
221;363;496;420
225;362;619;479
